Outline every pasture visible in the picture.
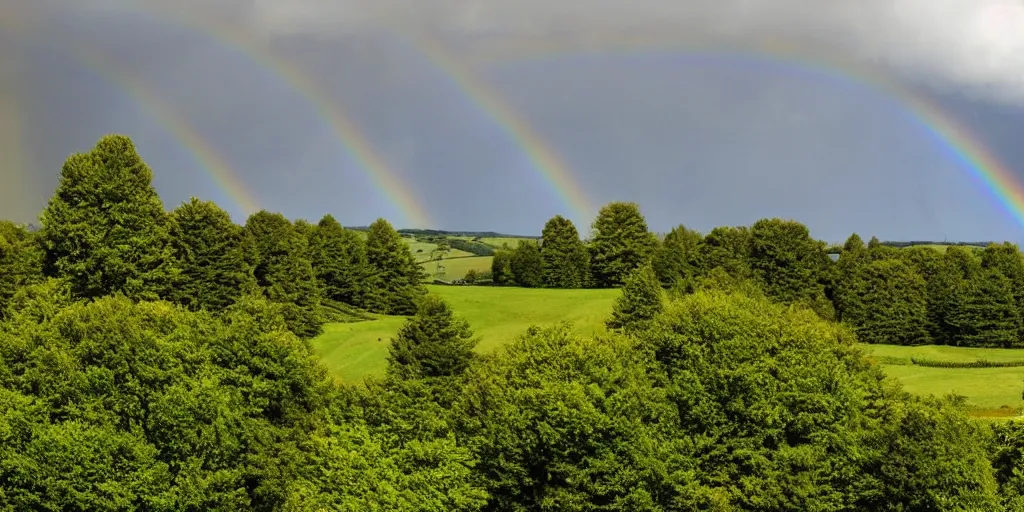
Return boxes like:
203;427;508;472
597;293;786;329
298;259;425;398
420;255;494;280
312;285;1024;417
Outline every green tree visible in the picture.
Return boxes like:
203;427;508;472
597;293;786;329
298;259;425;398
588;202;657;287
540;215;590;288
0;221;42;319
930;247;982;345
363;218;425;315
308;214;368;307
981;242;1024;342
39;134;178;301
490;245;515;286
606;262;663;333
841;258;930;345
243;210;323;338
509;240;543;288
748;218;831;308
700;225;753;279
948;267;1022;347
833;233;869;323
166;198;255;312
387;295;478;380
651;224;703;288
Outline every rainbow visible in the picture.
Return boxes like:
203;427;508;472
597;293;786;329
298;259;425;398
405;34;598;227
470;38;1024;229
62;43;261;217
118;3;434;228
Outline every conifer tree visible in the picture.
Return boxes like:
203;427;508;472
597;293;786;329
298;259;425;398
510;240;543;288
949;267;1022;347
167;198;255;312
606;262;663;333
40;134;178;300
387;294;478;379
833;233;868;322
540;215;589;288
651;224;703;288
749;218;831;307
842;258;930;345
931;247;982;345
363;218;425;315
243;210;323;338
308;214;368;307
588;202;657;287
981;242;1024;342
700;225;753;279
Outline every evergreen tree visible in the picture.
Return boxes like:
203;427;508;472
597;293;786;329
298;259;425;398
308;214;368;307
166;198;255;312
651;224;703;288
387;295;478;379
243;210;323;338
606;263;663;333
363;218;425;315
748;218;831;307
949;267;1022;347
509;240;543;288
540;215;589;288
39;134;178;300
930;247;982;345
833;233;869;322
490;245;515;286
981;242;1024;342
0;221;42;318
588;202;656;287
842;258;930;345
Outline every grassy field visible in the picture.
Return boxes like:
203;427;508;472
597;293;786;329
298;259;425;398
420;256;494;280
479;237;535;248
312;285;618;382
311;286;1024;417
859;344;1024;416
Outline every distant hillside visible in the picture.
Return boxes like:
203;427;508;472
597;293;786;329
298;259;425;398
344;227;541;239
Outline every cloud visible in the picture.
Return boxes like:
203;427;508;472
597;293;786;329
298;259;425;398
181;0;1024;105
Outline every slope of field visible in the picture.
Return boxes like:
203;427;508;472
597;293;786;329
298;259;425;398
860;344;1024;416
420;256;493;280
480;237;534;248
312;285;619;382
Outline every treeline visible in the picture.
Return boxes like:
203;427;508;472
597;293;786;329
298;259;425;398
3;134;1024;509
0;135;427;339
494;203;1024;348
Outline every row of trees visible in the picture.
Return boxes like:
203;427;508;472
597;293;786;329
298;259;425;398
497;202;1024;348
0;135;427;339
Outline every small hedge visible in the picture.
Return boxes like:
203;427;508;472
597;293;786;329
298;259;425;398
909;357;1024;368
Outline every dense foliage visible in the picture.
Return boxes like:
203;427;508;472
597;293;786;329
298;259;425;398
2;134;1023;509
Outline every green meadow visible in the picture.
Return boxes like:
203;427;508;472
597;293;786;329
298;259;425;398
313;285;1024;418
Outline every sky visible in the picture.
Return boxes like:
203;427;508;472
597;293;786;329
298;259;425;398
2;0;1024;243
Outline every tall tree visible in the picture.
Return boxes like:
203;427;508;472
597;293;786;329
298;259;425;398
387;295;478;380
308;214;368;307
39;134;178;300
652;224;704;288
510;240;543;288
841;258;930;345
490;245;515;286
167;198;255;312
587;202;656;287
748;218;831;308
363;218;425;315
540;215;590;288
981;242;1024;342
606;262;663;333
700;225;753;279
243;210;323;338
930;247;982;345
949;267;1022;348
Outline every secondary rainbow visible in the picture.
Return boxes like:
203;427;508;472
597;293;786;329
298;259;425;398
120;3;435;228
474;38;1024;230
64;43;261;217
407;34;598;226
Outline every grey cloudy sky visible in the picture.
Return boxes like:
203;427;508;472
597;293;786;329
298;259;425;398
2;0;1024;242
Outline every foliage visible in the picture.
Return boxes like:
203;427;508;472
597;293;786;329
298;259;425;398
308;214;368;307
489;246;515;286
588;202;657;287
387;295;478;380
540;215;591;288
363;218;426;315
243;210;323;338
841;258;930;346
447;238;495;256
166;198;255;312
651;224;703;288
606;262;663;333
0;221;42;319
39;134;178;301
509;240;543;288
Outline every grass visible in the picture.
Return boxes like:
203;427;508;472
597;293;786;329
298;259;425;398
420;256;494;280
859;344;1024;416
311;286;1024;418
479;237;534;248
311;285;619;382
